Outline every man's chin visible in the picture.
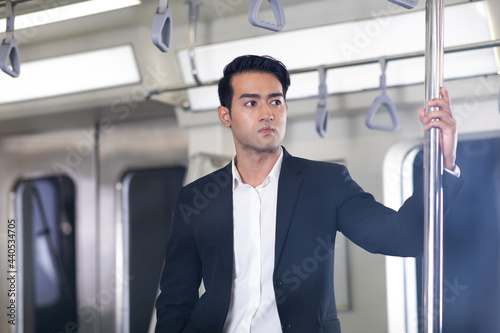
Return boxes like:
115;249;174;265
254;143;281;154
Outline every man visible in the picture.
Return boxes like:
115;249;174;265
155;55;463;333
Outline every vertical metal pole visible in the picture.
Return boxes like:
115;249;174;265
423;0;444;332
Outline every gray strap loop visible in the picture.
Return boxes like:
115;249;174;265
158;0;168;13
316;66;329;138
248;0;286;32
366;58;400;132
152;0;172;52
0;0;20;77
186;0;202;86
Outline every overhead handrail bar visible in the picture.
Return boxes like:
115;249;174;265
365;58;400;131
0;0;20;77
248;0;286;32
146;39;500;96
388;0;419;10
0;0;32;8
315;66;329;137
185;0;202;86
152;0;172;52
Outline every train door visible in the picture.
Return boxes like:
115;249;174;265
97;114;188;333
412;137;500;332
0;126;99;333
385;135;500;333
0;112;189;333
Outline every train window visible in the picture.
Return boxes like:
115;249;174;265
121;166;186;333
15;176;77;333
412;138;500;332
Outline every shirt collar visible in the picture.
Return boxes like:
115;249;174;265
232;148;284;190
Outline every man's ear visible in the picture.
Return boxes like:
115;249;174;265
218;106;231;128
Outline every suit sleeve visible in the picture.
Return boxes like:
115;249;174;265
155;188;202;333
336;165;464;257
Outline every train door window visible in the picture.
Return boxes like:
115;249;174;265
15;176;77;333
121;166;186;333
412;138;500;332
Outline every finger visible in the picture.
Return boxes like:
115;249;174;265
424;119;452;132
423;112;456;130
424;115;454;131
418;107;426;124
440;86;450;105
427;97;449;110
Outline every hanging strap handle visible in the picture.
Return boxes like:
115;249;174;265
152;0;172;52
316;66;329;138
186;0;202;86
0;0;20;77
248;0;286;32
365;58;400;132
388;0;419;9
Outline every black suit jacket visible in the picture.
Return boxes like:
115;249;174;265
155;148;463;333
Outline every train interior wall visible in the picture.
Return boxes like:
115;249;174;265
0;0;499;332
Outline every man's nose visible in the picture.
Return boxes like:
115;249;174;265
260;104;274;121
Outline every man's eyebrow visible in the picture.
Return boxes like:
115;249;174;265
268;93;284;99
239;93;284;99
239;93;261;99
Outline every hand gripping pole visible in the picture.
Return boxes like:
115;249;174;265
365;58;400;132
248;0;286;32
152;0;172;52
316;66;329;138
0;0;20;77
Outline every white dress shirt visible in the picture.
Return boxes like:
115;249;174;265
223;150;284;333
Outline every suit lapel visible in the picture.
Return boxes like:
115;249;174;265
214;163;234;283
275;148;303;268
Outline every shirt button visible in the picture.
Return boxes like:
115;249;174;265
281;323;291;331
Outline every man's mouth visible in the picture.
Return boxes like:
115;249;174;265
259;126;275;134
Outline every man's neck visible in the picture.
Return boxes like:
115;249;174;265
235;147;282;187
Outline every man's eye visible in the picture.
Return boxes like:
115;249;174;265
245;101;256;107
271;100;282;106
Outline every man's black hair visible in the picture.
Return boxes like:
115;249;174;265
218;55;291;114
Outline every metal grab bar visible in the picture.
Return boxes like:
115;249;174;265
186;0;202;86
0;0;20;77
146;39;500;100
365;58;400;131
248;0;286;32
152;0;172;52
423;0;445;332
316;66;329;138
388;0;419;9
